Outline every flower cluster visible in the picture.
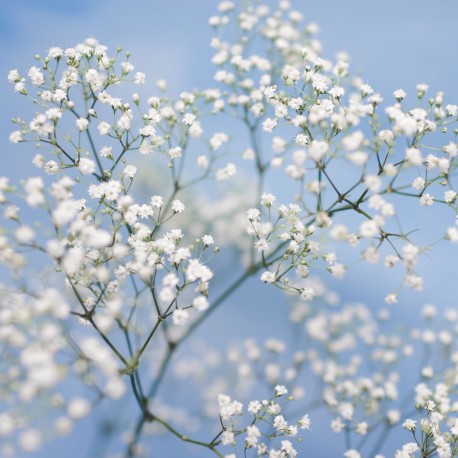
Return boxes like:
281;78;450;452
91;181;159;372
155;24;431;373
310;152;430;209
3;37;225;455
207;0;458;301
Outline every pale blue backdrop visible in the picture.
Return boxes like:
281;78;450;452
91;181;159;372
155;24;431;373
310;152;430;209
1;1;457;457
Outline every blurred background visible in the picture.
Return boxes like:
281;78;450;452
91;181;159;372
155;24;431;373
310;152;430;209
1;0;458;457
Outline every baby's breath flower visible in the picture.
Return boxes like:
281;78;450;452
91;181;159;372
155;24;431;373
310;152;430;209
419;194;434;206
171;200;185;213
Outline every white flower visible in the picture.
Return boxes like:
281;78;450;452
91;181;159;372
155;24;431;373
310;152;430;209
298;414;311;430
446;104;458;116
295;133;309;146
134;72;146;84
210;132;229;150
329;263;346;279
197;155;209;168
150;195;163;208
385;293;398;304
9;130;22;143
446;227;458;242
248;400;261;415
78;158;96;175
8;69;21;83
172;309;189;326
105;377;127;399
264;85;277;100
402;419;417;432
328;84;344;98
307;140;328;162
19;429;42;452
100;146;112;158
444;190;457;203
261;193;276;207
344;451;361;458
123;165;137;178
275;385;288;396
98;121;111;135
15;225;35;244
171;200;185;213
43;161;59;175
67;398;91;420
52;200;78;226
273;415;288;431
76;118;89;131
202;235;214;246
300;287;315;301
186;259;213;282
192;296;209;311
221;430;235;445
28;66;44;86
262;118;277;133
215;163;236;181
419;194;434;206
393;89;406;100
311;73;328;92
360;220;379;237
182;113;196;125
260;271;276;283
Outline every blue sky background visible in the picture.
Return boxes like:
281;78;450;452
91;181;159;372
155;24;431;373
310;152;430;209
2;1;458;457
